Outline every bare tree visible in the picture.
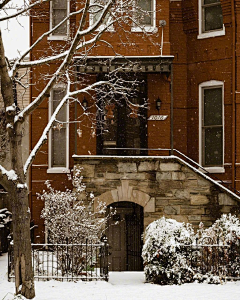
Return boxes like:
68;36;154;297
0;0;156;298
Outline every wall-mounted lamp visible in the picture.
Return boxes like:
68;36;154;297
82;97;88;110
156;97;162;112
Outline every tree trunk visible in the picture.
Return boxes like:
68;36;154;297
9;122;35;298
10;185;35;299
0;28;35;299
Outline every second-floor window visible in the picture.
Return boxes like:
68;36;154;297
132;0;155;32
50;0;69;37
136;0;153;26
198;0;224;38
90;0;112;30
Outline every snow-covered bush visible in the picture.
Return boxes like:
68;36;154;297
195;214;240;280
38;166;110;275
142;217;195;285
39;166;108;244
199;214;240;244
0;208;12;226
0;208;12;253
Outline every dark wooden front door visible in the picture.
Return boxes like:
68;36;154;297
96;74;148;156
107;202;143;271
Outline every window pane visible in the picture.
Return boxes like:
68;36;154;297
204;0;220;5
52;128;66;167
137;0;153;26
92;0;109;25
204;5;223;31
51;88;67;167
204;127;223;166
52;0;67;9
53;9;67;34
204;87;222;126
53;89;66;122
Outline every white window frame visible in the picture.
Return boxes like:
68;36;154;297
198;0;225;39
131;0;156;33
199;80;225;173
48;0;70;41
48;84;70;173
89;0;114;32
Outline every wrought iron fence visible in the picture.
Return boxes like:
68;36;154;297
180;237;240;280
8;238;109;282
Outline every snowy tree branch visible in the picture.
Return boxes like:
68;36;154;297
0;0;11;10
15;0;116;124
0;165;17;191
0;0;51;22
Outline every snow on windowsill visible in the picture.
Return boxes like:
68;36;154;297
47;168;70;174
47;35;68;41
199;167;225;174
131;26;158;33
197;26;225;40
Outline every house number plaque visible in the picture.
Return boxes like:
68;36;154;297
148;115;168;121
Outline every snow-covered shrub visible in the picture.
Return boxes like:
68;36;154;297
0;208;12;226
0;208;12;253
38;166;110;276
199;214;240;244
195;214;240;279
142;217;195;285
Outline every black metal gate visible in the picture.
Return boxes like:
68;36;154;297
107;202;143;271
126;213;143;271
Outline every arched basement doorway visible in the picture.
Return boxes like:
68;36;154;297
106;201;144;271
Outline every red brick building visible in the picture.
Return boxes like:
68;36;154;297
29;1;240;270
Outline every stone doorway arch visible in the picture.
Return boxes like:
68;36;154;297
94;180;155;214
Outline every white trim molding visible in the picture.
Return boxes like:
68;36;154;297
199;80;225;173
89;0;114;32
131;0;157;33
197;0;225;39
48;0;70;40
48;84;69;173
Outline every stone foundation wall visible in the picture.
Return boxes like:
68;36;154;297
74;156;240;229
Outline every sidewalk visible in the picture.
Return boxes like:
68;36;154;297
1;253;240;300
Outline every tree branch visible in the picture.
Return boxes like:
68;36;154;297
15;0;116;123
14;0;117;69
10;8;84;77
23;79;115;175
0;165;17;191
0;0;51;22
0;0;11;10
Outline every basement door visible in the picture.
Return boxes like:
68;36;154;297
106;202;144;271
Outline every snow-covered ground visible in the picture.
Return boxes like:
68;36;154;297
1;252;240;300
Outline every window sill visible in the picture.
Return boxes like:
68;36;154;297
131;26;158;33
197;26;225;40
47;35;68;41
200;167;225;174
47;168;70;174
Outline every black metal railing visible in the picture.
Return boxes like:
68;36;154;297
8;238;109;282
180;237;240;279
